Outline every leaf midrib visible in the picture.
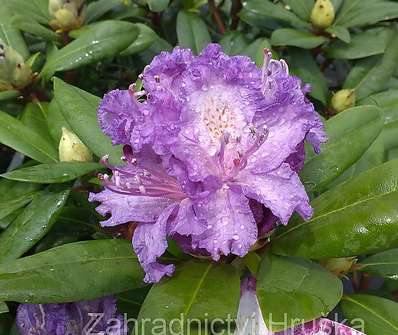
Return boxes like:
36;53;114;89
343;296;398;331
274;188;398;240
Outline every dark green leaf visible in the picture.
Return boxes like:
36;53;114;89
1;162;102;184
326;25;351;43
176;11;211;54
0;239;144;303
288;49;328;104
360;89;398;124
147;0;170;12
40;21;139;79
273;159;398;258
53;78;122;164
344;32;398;100
257;254;342;332
334;0;398;28
47;98;69;144
301;106;383;193
240;0;309;29
120;24;158;56
0;111;58;163
137;261;239;334
0;193;36;221
360;249;398;279
86;0;125;23
5;0;51;24
342;294;398;335
0;91;20;101
282;0;314;20
0;186;70;263
327;28;393;60
271;29;328;49
220;32;249;56
11;16;59;41
21;102;55;149
0;7;29;59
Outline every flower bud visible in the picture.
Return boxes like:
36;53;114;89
310;0;335;29
0;41;33;91
49;0;85;32
320;257;357;277
331;89;356;113
59;127;92;162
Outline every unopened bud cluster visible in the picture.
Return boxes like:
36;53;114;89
0;41;33;91
49;0;86;32
59;127;92;162
331;89;356;113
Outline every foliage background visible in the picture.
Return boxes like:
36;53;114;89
1;0;398;334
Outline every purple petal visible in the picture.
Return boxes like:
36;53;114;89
132;204;177;283
236;163;312;224
281;318;366;335
193;188;258;260
98;89;140;146
89;190;173;226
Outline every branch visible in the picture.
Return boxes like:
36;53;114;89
208;0;226;34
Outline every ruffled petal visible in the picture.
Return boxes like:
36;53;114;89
98;89;140;146
236;163;312;224
89;190;173;226
281;318;366;335
170;198;207;236
132;204;178;283
192;188;258;260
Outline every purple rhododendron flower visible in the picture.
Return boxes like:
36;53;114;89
89;44;327;283
235;277;365;335
16;296;125;335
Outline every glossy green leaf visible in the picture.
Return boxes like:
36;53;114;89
360;89;398;124
11;16;59;41
137;261;240;334
5;0;51;24
382;120;398;153
334;0;398;28
288;49;328;104
326;25;350;43
86;0;124;23
344;33;398;100
21;102;55;149
147;0;170;12
121;24;158;56
327;28;392;59
257;254;342;332
282;0;314;20
220;32;249;56
0;7;29;59
301;106;383;193
0;179;40;220
1;162;102;184
40;21;139;79
47;98;69;144
0;111;58;163
360;249;398;279
0;91;19;101
342;294;398;335
53;78;122;163
240;0;309;29
271;29;328;49
177;11;211;54
273;159;398;258
0;239;144;303
0;186;70;263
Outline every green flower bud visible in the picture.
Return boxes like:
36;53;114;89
49;0;85;32
331;89;356;113
320;257;357;277
0;40;33;91
59;127;92;162
310;0;335;29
